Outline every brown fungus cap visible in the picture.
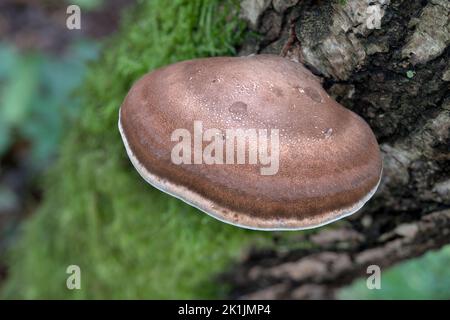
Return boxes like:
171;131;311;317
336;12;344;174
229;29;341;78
119;54;382;230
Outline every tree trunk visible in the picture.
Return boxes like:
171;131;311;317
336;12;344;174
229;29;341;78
224;0;450;299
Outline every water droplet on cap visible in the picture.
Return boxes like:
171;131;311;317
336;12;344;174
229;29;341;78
304;87;323;103
323;128;333;138
229;101;248;120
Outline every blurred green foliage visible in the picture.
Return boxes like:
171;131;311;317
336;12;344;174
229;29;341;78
1;0;275;299
339;245;450;299
0;42;99;169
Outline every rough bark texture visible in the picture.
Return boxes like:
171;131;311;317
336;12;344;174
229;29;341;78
224;0;450;299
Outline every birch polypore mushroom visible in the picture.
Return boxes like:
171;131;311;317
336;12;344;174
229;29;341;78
119;54;382;230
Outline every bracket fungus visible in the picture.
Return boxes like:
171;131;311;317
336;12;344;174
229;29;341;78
119;54;382;230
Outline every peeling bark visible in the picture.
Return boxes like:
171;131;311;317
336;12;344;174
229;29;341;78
226;0;450;299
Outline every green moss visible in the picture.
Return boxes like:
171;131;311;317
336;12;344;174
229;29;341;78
2;0;274;299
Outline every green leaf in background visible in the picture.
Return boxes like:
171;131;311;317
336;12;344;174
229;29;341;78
0;41;99;169
1;55;38;127
339;245;450;299
0;49;37;155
